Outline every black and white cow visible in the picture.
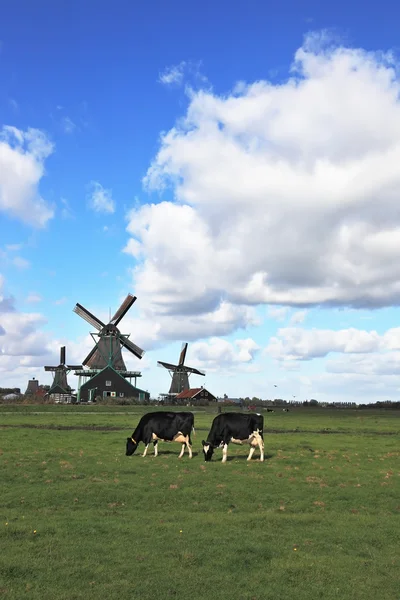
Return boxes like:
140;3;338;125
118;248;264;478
202;412;264;463
126;411;194;459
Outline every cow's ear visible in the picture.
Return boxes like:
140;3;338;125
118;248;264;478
201;440;207;446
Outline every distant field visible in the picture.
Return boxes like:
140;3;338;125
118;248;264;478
0;405;399;600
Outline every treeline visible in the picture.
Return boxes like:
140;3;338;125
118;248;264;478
0;387;21;395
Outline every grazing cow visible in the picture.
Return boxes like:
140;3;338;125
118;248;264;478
282;408;289;412
202;412;264;463
266;408;275;413
126;411;194;459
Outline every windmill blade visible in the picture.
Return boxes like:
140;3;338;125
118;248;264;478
44;366;58;372
157;360;178;370
110;294;137;326
66;365;83;370
82;345;98;366
178;342;188;366
73;303;104;331
60;346;66;365
182;366;206;376
120;335;145;360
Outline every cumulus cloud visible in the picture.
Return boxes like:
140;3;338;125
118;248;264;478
0;126;54;227
188;337;260;371
267;307;289;322
266;324;400;361
125;32;400;329
87;181;115;214
290;310;308;324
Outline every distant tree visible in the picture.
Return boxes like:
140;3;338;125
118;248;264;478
309;399;319;406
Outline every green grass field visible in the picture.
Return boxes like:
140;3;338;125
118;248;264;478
1;405;399;600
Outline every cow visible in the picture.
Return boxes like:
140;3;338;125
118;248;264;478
266;408;275;413
126;411;194;459
202;412;264;463
282;408;289;412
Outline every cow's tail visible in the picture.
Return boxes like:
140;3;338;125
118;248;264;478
192;425;196;436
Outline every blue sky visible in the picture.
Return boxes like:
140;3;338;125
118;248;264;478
2;0;400;402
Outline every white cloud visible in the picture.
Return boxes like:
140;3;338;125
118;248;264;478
26;293;42;303
188;336;260;371
12;256;30;269
87;181;115;214
267;306;289;322
54;297;68;305
158;60;209;89
60;197;74;219
61;116;76;134
290;310;308;324
125;32;400;324
266;323;400;361
159;61;187;85
0;126;54;227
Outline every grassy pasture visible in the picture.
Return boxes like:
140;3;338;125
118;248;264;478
0;406;399;600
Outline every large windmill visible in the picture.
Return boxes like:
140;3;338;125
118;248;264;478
157;342;205;396
44;346;80;399
73;293;145;370
72;294;149;403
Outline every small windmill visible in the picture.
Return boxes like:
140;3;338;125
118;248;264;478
157;342;205;395
73;294;145;370
44;346;81;396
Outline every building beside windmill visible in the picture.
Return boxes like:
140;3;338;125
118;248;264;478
158;342;208;402
174;387;217;404
44;346;79;403
73;294;150;403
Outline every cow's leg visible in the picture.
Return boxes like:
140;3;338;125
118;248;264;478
184;435;192;459
247;446;256;461
153;440;158;457
258;438;265;462
142;444;150;457
178;443;185;459
222;443;228;463
186;439;193;459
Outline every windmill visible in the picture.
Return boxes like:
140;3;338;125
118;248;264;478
44;346;81;397
73;293;145;370
72;294;149;403
157;342;205;395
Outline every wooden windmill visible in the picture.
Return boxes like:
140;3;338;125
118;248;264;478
72;294;149;403
44;346;81;398
73;293;145;370
157;342;205;395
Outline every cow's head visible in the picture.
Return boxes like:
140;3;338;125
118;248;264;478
126;437;138;456
202;440;214;461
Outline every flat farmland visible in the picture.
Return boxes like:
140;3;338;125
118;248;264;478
0;406;399;600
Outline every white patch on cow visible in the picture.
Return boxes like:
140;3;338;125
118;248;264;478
152;433;165;442
142;444;149;457
247;446;256;461
203;444;210;454
222;443;228;463
154;443;158;457
230;430;264;461
173;432;187;444
178;443;185;458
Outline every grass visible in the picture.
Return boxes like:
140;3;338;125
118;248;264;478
0;405;399;599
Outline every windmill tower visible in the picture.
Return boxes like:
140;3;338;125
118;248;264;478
157;342;205;397
73;294;149;403
44;346;81;401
